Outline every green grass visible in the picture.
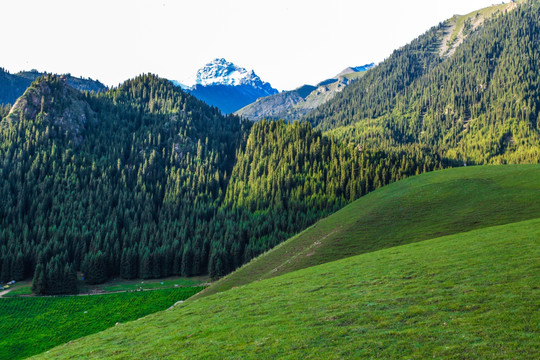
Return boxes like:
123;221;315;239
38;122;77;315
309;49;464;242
342;71;367;81
0;276;207;298
1;283;32;297
33;218;540;359
198;164;540;299
89;276;207;293
0;287;203;360
448;2;514;44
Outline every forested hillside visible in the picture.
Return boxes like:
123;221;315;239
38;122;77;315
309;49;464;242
204;120;449;277
0;75;446;290
306;0;540;164
0;75;246;293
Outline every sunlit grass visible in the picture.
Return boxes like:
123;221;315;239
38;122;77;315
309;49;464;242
34;218;540;359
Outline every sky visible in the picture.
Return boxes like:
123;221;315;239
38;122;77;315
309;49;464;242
1;0;505;91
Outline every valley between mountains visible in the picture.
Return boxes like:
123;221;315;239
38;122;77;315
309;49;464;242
0;0;539;359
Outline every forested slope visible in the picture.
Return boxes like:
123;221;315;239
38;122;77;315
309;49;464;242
205;120;448;276
2;0;540;294
0;75;246;292
307;0;540;164
0;76;442;291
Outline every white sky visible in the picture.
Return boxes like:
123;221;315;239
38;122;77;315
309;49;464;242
1;0;505;91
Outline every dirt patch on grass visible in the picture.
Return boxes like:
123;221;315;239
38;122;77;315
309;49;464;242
0;288;13;298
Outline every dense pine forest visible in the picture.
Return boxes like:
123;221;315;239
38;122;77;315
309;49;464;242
205;121;449;276
306;0;540;164
1;0;539;294
0;75;448;293
0;75;246;293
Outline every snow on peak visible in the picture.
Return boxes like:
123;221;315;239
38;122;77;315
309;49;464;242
194;58;274;92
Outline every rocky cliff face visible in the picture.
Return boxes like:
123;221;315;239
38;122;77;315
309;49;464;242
3;75;95;145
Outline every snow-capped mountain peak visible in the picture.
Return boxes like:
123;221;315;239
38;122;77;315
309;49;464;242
171;58;278;114
195;58;271;89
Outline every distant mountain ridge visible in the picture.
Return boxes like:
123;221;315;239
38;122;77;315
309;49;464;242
335;63;375;77
0;68;107;105
172;58;278;114
235;63;375;122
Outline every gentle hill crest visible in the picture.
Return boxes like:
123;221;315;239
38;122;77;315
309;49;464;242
197;164;540;299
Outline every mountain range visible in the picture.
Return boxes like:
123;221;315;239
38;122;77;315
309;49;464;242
1;0;538;290
235;63;375;121
0;68;107;106
306;0;538;165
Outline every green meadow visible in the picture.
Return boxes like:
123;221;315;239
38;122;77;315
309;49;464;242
34;219;540;359
0;287;203;360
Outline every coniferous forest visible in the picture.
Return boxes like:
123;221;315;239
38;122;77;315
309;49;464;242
1;1;539;295
0;75;449;293
306;1;540;164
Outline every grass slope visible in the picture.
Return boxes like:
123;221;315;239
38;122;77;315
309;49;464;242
199;164;540;299
0;287;203;360
35;218;540;359
439;1;517;58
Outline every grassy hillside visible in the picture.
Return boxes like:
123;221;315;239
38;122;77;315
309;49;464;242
439;2;516;58
34;218;540;359
0;287;203;360
198;164;540;299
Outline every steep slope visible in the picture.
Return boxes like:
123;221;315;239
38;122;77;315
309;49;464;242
236;64;374;122
0;68;106;105
306;1;539;164
3;75;95;145
234;87;308;121
439;2;518;58
178;58;278;114
35;217;540;359
198;164;540;298
203;120;448;277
